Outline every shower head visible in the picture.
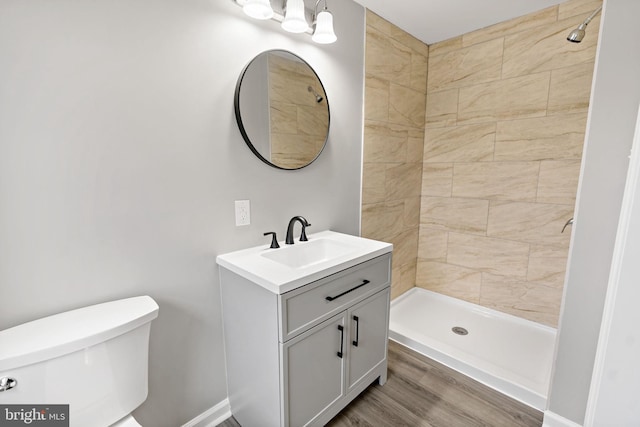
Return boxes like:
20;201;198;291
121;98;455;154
308;85;324;103
567;23;587;43
567;6;602;43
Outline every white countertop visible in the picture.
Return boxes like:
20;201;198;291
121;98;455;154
216;230;393;294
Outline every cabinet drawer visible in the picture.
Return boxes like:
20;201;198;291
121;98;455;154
279;254;391;342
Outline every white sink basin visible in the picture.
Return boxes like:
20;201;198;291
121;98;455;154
261;238;357;269
216;230;392;294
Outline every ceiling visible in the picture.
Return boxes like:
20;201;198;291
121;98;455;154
351;0;568;45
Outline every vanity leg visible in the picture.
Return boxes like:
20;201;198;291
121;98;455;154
378;368;388;386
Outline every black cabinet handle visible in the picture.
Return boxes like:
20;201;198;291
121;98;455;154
337;325;344;358
326;280;370;302
352;315;359;347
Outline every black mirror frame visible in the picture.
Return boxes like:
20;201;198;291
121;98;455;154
233;50;331;170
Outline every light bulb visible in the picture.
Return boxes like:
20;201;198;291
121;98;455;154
282;0;308;33
243;0;274;20
312;10;337;44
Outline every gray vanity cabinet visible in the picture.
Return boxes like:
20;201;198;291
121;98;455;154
346;289;390;393
282;312;346;427
219;253;391;427
283;288;390;426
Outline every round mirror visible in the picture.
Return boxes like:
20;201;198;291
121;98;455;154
234;50;330;170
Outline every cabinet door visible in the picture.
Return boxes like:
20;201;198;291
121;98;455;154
346;288;390;392
282;312;346;427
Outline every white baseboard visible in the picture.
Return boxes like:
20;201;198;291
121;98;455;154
188;398;579;427
181;398;231;427
543;410;583;427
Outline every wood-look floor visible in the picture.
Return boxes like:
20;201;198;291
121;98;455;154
218;340;543;427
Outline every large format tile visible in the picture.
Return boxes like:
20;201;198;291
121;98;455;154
447;233;530;278
366;123;423;161
386;163;423;200
361;186;385;206
548;61;595;116
418;226;448;262
424;123;495;163
462;6;558;47
416;261;482;304
365;9;392;36
365;25;412;86
411;52;429;93
404;196;422;228
502;15;599;79
390;228;420;269
390;24;429;57
362;201;405;242
487;201;574;247
457;72;551;125
427;39;503;92
367;17;428;97
389;83;426;127
392;261;417;300
527;245;570;288
422;163;453;197
407;126;425;163
558;0;603;21
363;121;409;163
452;161;540;202
425;88;459;128
480;273;562;326
362;161;386;189
421;196;489;235
537;160;582;205
494;114;587;161
428;36;463;57
361;162;386;205
364;76;389;122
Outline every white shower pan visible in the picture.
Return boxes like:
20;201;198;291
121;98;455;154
389;288;556;410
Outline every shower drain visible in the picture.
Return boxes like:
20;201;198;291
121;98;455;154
452;326;468;336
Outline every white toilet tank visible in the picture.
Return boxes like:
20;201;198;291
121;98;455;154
0;296;159;427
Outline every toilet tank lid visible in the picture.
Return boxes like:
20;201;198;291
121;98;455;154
0;296;159;371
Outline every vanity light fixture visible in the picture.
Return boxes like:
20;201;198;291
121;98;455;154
242;0;274;20
234;0;337;44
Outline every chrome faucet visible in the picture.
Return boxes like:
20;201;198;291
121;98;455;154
285;216;311;244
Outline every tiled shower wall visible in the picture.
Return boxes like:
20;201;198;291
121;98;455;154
361;11;428;300
418;0;600;327
362;0;601;326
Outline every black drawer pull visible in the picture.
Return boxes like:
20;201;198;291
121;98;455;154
337;325;344;358
352;315;359;347
325;280;370;302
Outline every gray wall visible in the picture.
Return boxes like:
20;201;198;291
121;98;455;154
0;1;365;426
547;0;640;423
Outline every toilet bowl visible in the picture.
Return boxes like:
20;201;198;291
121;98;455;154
0;296;159;427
